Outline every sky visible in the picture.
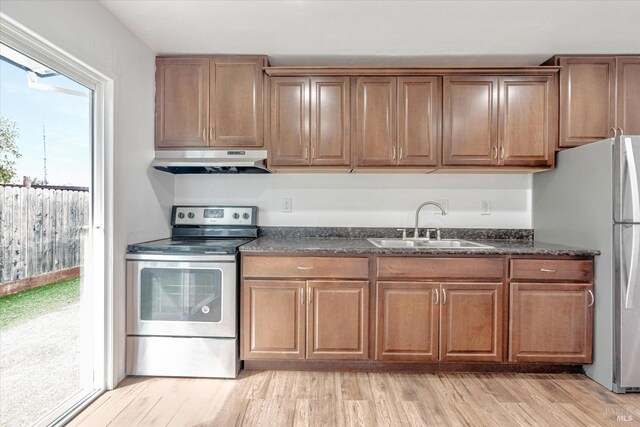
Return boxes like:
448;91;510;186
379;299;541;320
0;54;91;187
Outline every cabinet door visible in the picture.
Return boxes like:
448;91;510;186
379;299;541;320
509;282;593;363
498;76;555;167
442;76;498;166
376;282;439;361
270;77;310;166
397;77;441;166
558;57;616;148
242;280;306;360
210;56;264;147
356;77;397;166
440;282;503;362
307;281;369;360
310;77;351;166
155;58;209;148
616;56;640;136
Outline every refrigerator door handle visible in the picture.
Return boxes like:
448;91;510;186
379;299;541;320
625;224;639;309
625;137;640;223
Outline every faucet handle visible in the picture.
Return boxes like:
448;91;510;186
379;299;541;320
397;228;407;240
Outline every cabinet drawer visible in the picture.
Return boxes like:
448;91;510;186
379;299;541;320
243;256;369;279
377;257;503;280
510;259;593;282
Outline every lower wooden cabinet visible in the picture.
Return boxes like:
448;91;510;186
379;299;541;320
241;254;594;367
376;282;439;361
307;281;368;360
376;281;503;362
242;279;368;360
242;280;305;360
440;283;503;362
509;282;594;363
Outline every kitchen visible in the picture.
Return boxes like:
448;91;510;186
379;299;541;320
0;0;639;426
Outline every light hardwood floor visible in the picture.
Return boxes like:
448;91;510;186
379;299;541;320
69;371;640;426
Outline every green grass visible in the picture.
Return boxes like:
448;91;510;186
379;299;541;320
0;277;80;330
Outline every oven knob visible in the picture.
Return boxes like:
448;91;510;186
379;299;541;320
232;213;240;219
242;213;250;220
188;212;195;219
178;212;185;219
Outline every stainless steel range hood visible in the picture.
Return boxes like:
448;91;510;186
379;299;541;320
152;150;270;174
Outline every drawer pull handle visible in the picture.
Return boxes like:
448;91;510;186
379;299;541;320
297;266;314;270
434;288;439;305
442;289;447;305
588;290;595;307
540;268;557;273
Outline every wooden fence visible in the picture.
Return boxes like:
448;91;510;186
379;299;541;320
0;185;89;293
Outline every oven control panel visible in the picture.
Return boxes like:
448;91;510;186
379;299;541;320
172;206;257;226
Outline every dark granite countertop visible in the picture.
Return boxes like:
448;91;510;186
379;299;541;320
239;237;600;257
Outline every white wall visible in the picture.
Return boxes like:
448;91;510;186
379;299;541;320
175;173;532;229
0;1;174;387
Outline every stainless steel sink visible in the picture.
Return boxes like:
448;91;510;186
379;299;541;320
367;238;494;249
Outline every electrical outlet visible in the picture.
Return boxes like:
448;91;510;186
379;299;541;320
282;198;292;213
434;200;449;214
481;200;491;215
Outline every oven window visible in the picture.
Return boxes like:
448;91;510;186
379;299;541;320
139;268;223;322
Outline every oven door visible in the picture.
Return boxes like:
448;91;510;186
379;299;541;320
126;259;237;338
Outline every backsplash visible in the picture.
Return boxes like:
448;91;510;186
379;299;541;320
174;173;532;228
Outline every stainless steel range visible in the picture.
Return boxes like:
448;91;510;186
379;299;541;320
125;205;257;378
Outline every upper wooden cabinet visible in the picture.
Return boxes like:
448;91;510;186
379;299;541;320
269;77;350;167
356;77;397;166
443;76;555;167
397;77;441;166
155;55;267;149
155;58;210;148
210;57;265;147
499;76;556;167
356;77;441;167
543;55;640;148
443;76;498;166
616;57;640;136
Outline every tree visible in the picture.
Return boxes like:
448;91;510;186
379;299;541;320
0;117;21;184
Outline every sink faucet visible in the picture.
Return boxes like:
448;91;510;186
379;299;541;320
414;201;447;239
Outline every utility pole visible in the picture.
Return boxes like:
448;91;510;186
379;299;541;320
42;122;48;185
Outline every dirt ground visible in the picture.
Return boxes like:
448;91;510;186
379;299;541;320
0;302;80;427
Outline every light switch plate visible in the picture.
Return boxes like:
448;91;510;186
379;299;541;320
434;200;449;214
282;198;292;213
481;200;491;215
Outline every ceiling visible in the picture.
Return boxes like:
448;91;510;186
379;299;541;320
100;0;640;66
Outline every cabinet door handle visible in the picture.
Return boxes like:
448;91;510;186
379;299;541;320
202;128;207;141
540;268;557;273
611;127;618;137
442;289;447;305
304;146;309;160
618;128;624;136
500;147;505;160
392;146;397;160
307;287;312;304
312;146;316;160
300;288;304;305
492;146;498;160
399;147;403;160
297;266;314;270
210;127;214;142
434;288;439;305
588;290;595;307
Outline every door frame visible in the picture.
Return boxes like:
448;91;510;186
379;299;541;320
0;12;114;425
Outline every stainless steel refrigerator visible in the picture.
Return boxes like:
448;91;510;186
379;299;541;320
533;135;640;393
